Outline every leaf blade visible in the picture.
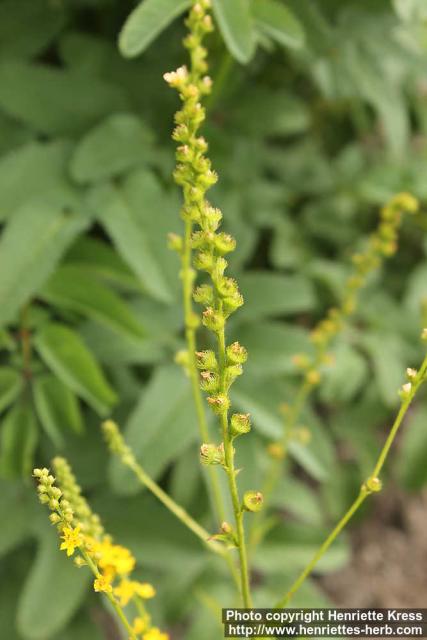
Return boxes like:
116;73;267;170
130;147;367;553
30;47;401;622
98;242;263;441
212;0;256;63
119;0;191;58
34;323;117;416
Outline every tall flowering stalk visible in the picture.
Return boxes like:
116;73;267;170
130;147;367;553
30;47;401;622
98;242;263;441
165;0;260;607
166;0;226;529
275;328;427;607
33;459;168;640
252;193;419;549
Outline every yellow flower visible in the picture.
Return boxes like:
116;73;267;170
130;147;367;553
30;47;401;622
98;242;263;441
133;615;150;634
60;525;83;557
94;575;113;594
134;582;156;599
143;628;169;640
114;579;136;606
98;541;136;576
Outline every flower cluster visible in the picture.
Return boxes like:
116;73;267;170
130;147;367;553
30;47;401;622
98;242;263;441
33;464;168;640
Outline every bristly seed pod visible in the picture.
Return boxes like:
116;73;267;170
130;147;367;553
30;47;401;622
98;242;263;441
242;491;264;513
200;443;225;466
226;342;248;365
230;414;251;438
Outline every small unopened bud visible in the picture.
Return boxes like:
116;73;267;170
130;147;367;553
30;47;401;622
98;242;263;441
406;368;417;381
193;284;214;305
49;513;61;525
220;521;232;534
399;382;412;400
364;476;382;494
242;491;264;513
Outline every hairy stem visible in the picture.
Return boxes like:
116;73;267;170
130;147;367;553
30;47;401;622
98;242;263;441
79;547;137;640
217;328;252;607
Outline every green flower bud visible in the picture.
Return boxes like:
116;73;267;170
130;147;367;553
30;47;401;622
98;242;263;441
363;476;382;494
242;491;264;513
194;251;214;272
214;232;236;255
193;284;214;305
230;413;251;437
398;382;412;401
49;513;61;525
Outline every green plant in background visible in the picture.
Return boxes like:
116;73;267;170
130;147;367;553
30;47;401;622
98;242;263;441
2;0;427;638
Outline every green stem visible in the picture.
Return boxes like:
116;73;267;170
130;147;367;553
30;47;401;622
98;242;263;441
217;328;252;607
275;352;427;608
79;547;137;640
123;454;224;557
275;491;367;608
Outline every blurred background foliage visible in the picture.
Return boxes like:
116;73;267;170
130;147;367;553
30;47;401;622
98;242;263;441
1;0;427;637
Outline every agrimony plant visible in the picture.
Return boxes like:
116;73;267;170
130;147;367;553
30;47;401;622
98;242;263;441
164;0;263;607
33;459;168;640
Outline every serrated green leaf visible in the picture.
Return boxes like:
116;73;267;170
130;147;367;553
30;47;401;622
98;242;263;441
17;524;90;640
0;61;129;135
0;404;38;479
0;367;23;413
212;0;256;63
34;323;117;416
110;365;197;495
119;0;191;58
33;374;83;448
70;113;154;183
41;265;145;339
0;198;90;327
89;177;173;303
